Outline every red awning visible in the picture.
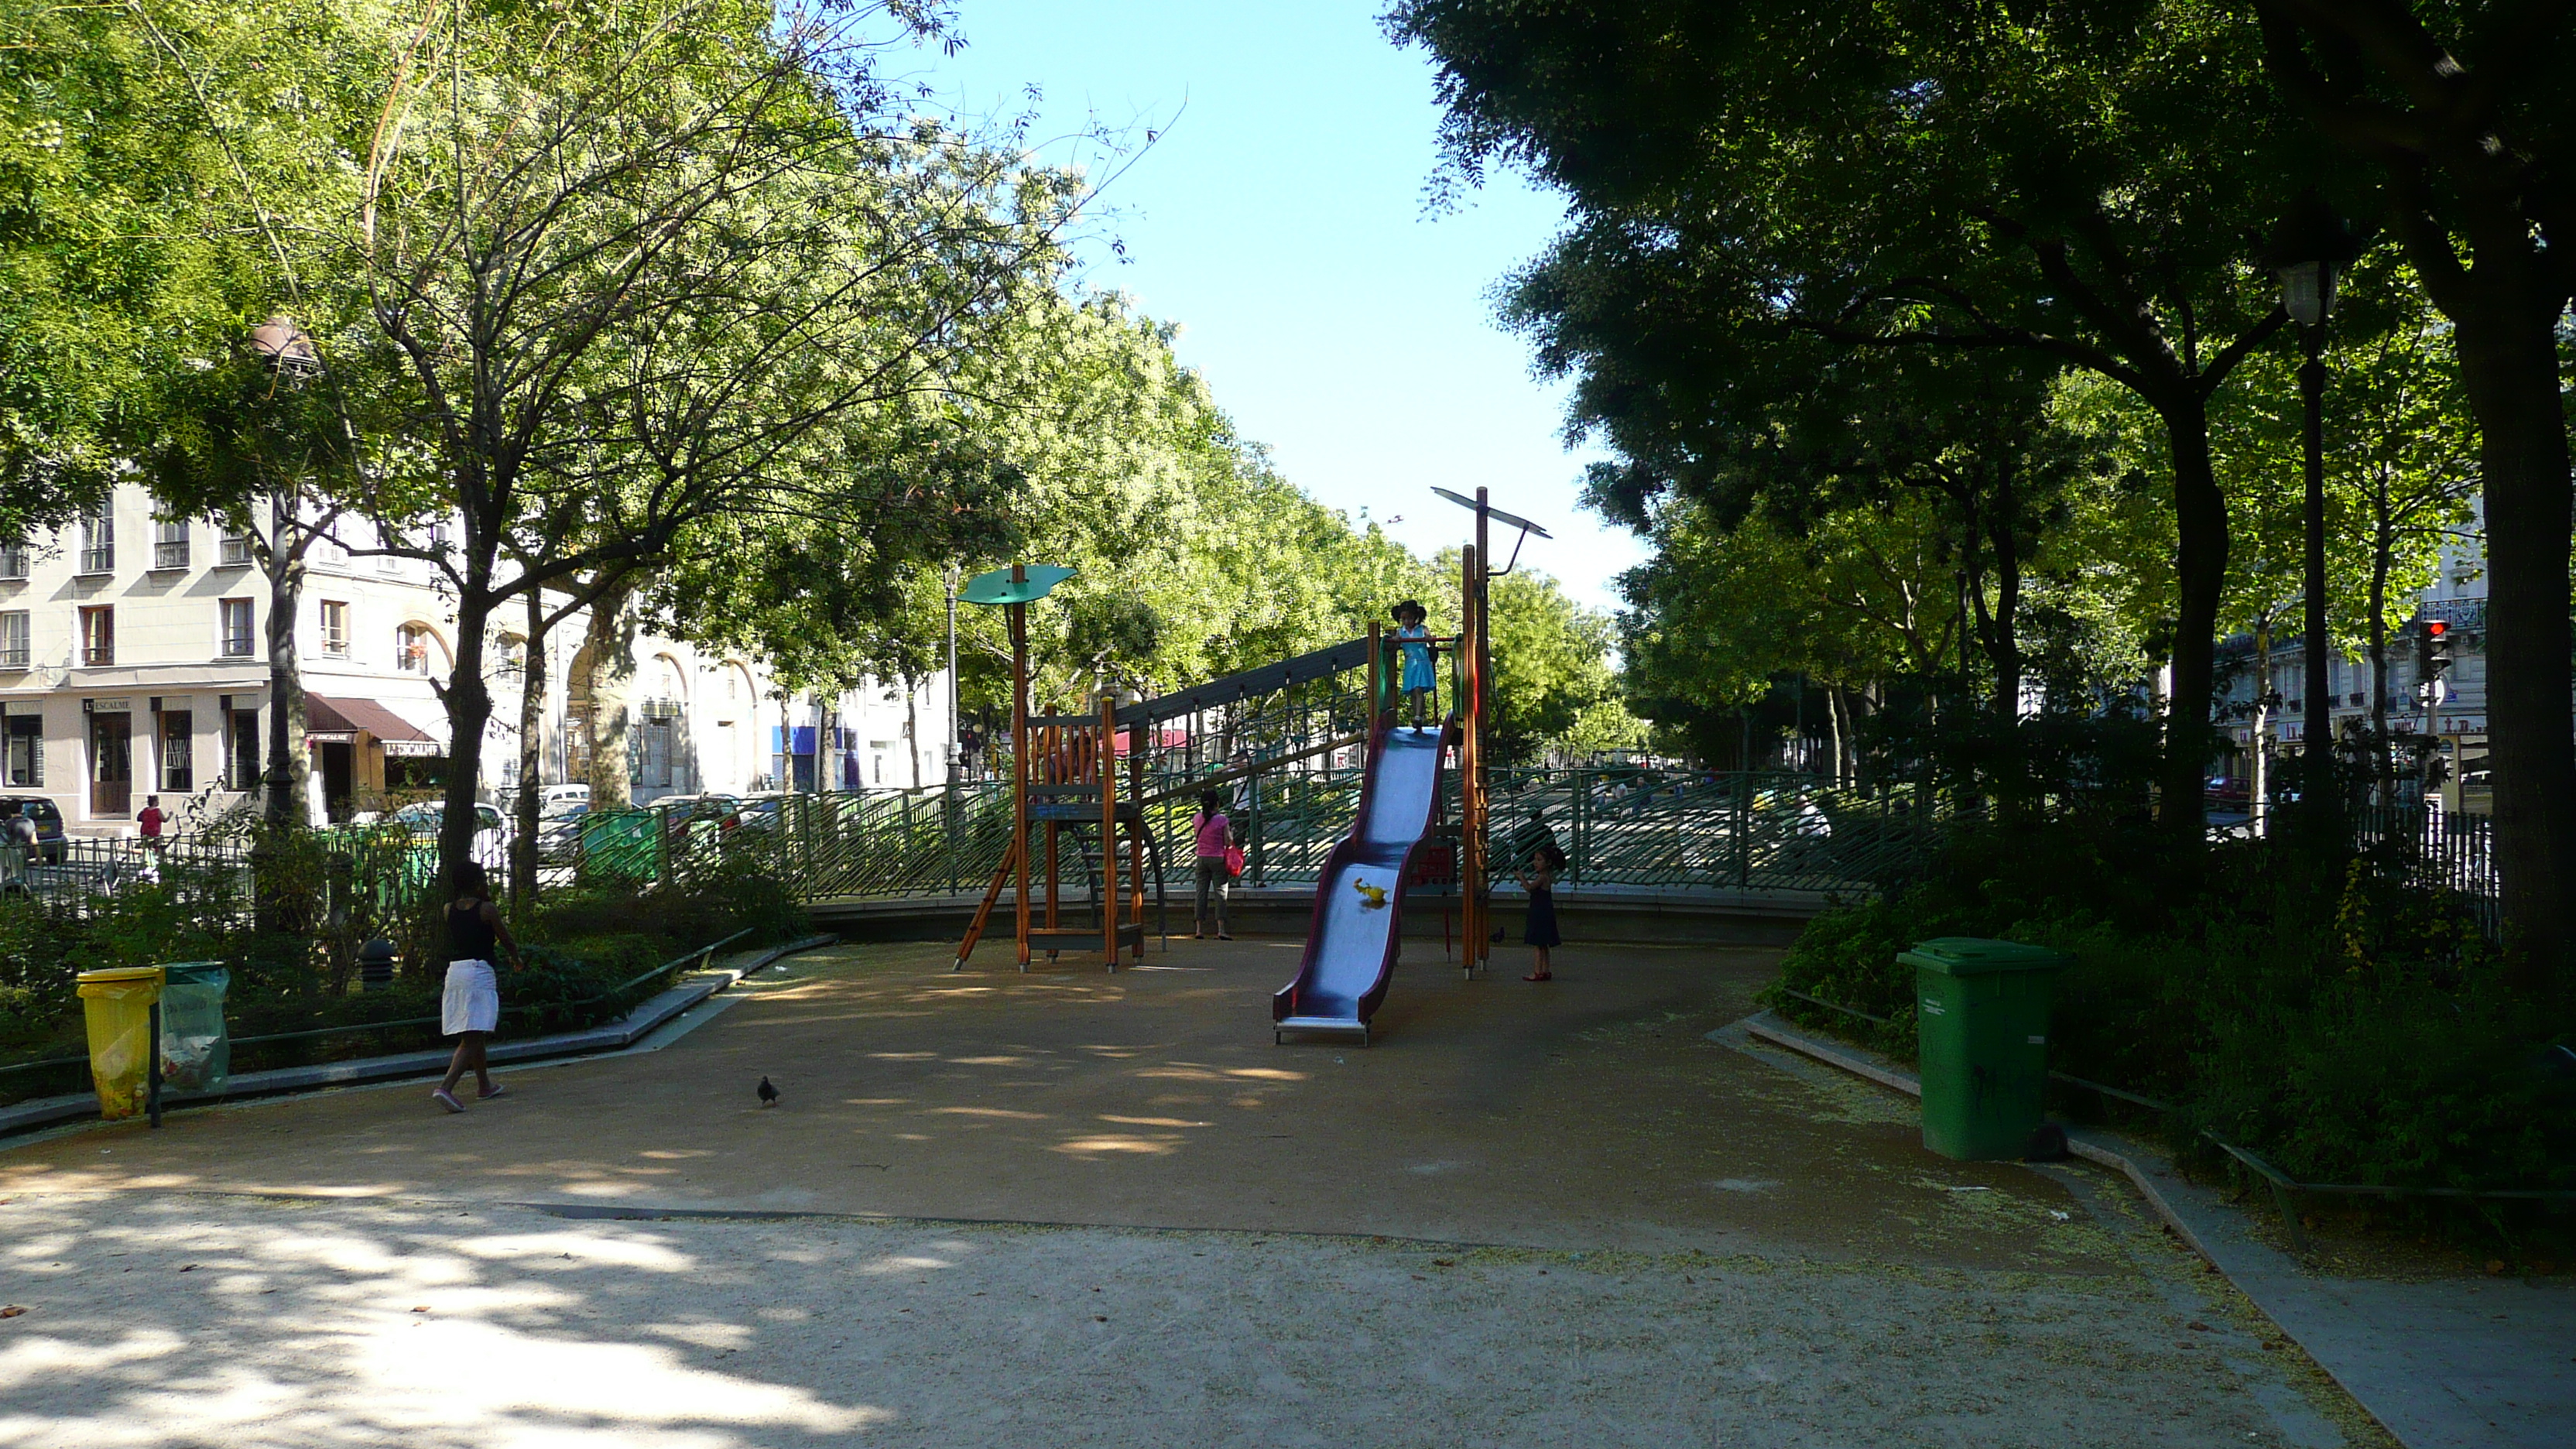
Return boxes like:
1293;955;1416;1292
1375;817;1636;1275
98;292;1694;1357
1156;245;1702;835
305;695;439;754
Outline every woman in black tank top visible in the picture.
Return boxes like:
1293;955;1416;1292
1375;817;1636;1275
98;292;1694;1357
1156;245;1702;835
435;862;521;1113
445;899;499;963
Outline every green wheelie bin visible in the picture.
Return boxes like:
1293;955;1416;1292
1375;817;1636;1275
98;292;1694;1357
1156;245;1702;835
1904;937;2069;1160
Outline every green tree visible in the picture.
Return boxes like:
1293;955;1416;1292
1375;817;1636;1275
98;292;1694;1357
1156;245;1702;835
1392;0;2310;828
2257;2;2576;980
323;0;1077;885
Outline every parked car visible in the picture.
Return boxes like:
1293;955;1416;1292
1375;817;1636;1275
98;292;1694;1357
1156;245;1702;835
384;800;509;868
653;793;743;835
508;783;591;817
729;792;796;835
0;795;68;864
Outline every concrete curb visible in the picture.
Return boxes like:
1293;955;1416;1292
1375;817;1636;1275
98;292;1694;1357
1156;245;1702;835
1734;1009;2576;1449
1740;1011;2218;1259
0;933;839;1139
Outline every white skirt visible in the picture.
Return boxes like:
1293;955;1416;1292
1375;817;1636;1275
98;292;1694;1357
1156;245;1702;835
441;960;500;1036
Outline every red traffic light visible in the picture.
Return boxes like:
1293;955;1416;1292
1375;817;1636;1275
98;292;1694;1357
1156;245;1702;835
2427;620;2448;638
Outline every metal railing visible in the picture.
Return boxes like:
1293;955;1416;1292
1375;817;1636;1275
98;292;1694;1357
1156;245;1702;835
615;766;1954;903
2350;802;2500;938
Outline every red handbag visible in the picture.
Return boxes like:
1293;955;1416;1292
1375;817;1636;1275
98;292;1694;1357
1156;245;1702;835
1224;844;1246;879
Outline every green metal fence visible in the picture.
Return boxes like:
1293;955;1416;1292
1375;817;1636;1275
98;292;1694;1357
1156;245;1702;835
622;766;1947;903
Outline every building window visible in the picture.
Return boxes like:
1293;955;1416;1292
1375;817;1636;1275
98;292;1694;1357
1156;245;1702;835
220;598;255;657
159;709;193;793
79;605;113;666
0;542;26;580
0;611;26;670
226;709;259;790
396;623;431;673
5;715;39;786
77;509;114;574
637;701;677;789
152;518;190;571
218;527;253;568
319;600;348;656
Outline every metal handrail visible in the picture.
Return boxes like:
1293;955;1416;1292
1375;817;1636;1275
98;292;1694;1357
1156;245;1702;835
1;930;762;1080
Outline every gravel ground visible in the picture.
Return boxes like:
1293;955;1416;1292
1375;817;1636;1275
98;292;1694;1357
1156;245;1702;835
0;1190;2381;1448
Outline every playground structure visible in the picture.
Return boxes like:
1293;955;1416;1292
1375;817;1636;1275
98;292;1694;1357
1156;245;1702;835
952;564;1160;969
1269;486;1541;1039
951;488;1558;1043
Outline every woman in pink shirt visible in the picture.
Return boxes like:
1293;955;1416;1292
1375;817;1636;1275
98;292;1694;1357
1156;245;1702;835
1192;790;1235;940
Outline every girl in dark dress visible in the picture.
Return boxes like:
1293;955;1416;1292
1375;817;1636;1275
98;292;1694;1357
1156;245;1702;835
1519;841;1565;981
433;863;522;1113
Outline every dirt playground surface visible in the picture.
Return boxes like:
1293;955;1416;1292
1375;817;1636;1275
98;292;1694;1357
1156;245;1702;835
8;938;2111;1266
0;937;2389;1445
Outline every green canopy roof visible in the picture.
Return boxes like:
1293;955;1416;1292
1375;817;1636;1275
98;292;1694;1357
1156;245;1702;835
959;564;1076;606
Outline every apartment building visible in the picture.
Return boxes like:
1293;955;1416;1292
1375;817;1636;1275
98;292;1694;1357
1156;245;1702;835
0;483;951;834
2215;501;2487;772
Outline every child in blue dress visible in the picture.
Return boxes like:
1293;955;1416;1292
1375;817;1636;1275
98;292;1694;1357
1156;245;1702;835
1392;600;1436;727
1519;841;1564;981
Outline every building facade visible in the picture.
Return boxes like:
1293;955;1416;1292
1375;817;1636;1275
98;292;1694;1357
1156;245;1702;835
0;484;951;835
2214;501;2486;780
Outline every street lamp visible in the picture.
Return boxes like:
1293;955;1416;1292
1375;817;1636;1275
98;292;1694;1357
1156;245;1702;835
2265;194;2358;831
944;562;961;780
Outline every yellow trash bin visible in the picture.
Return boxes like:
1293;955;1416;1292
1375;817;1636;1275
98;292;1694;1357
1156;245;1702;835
75;967;164;1120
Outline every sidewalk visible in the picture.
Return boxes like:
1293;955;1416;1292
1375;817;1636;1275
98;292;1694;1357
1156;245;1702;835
1736;1010;2575;1449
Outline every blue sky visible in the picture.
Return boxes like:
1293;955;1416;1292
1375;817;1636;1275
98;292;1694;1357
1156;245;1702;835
901;1;1647;613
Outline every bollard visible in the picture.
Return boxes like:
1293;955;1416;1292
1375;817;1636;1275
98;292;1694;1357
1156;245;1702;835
358;937;399;992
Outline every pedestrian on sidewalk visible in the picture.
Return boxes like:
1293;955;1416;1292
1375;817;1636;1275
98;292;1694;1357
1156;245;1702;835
1518;841;1564;981
1193;789;1235;941
433;862;522;1113
137;796;165;852
0;803;32;894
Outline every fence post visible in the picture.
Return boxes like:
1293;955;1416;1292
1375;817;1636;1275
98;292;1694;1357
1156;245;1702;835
1249;770;1266;888
944;784;960;896
1734;772;1753;891
1572;768;1588;886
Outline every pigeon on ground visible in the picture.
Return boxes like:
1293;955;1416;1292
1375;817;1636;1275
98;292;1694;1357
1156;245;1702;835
757;1076;779;1108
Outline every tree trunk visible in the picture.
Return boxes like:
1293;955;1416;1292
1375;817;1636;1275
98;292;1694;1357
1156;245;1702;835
510;585;550;908
436;577;498;898
905;675;922;790
2368;469;2393;804
2252;617;2273;838
2451;300;2574;988
262;492;310;830
2159;397;2225;834
580;584;639;810
1825;682;1846;785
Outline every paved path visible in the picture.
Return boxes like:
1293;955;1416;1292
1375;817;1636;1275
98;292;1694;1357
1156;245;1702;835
0;938;2392;1445
1738;1012;2576;1449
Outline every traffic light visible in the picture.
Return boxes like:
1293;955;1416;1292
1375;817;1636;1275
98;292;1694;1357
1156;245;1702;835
2416;619;2457;691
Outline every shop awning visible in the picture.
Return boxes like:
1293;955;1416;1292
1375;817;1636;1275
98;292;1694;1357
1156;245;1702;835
306;694;444;756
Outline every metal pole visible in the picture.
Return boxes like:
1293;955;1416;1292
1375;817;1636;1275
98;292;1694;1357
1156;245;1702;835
1009;577;1031;971
945;563;960;783
2301;326;2333;832
146;999;163;1129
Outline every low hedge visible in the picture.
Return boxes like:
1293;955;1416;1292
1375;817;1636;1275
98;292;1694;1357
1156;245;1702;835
1773;817;2576;1217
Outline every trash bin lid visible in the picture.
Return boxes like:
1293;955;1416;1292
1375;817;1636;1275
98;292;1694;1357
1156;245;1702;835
159;961;229;987
1899;937;2068;977
74;965;165;998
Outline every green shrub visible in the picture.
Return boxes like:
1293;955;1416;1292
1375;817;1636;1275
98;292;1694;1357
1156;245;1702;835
1773;816;2576;1206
